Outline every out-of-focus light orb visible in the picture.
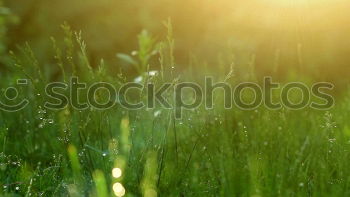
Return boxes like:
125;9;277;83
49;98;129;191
113;182;125;197
112;168;122;178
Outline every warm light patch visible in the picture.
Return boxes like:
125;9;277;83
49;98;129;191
262;0;335;7
225;0;348;33
112;168;122;179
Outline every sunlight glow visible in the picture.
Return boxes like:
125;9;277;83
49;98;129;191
225;0;348;33
263;0;333;7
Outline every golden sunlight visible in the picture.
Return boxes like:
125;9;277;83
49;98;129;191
262;0;338;7
225;0;348;33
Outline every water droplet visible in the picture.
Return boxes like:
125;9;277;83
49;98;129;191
148;70;158;76
38;123;44;128
154;110;161;117
134;76;143;83
131;51;138;56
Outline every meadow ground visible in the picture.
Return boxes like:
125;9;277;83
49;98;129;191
0;25;350;197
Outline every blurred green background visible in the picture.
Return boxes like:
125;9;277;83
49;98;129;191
3;0;350;83
1;1;350;196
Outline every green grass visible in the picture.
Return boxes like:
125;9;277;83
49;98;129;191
0;23;350;197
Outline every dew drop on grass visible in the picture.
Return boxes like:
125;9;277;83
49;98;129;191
102;153;107;157
134;76;143;83
154;110;161;117
15;186;19;190
38;108;46;114
38;123;44;129
148;70;158;76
